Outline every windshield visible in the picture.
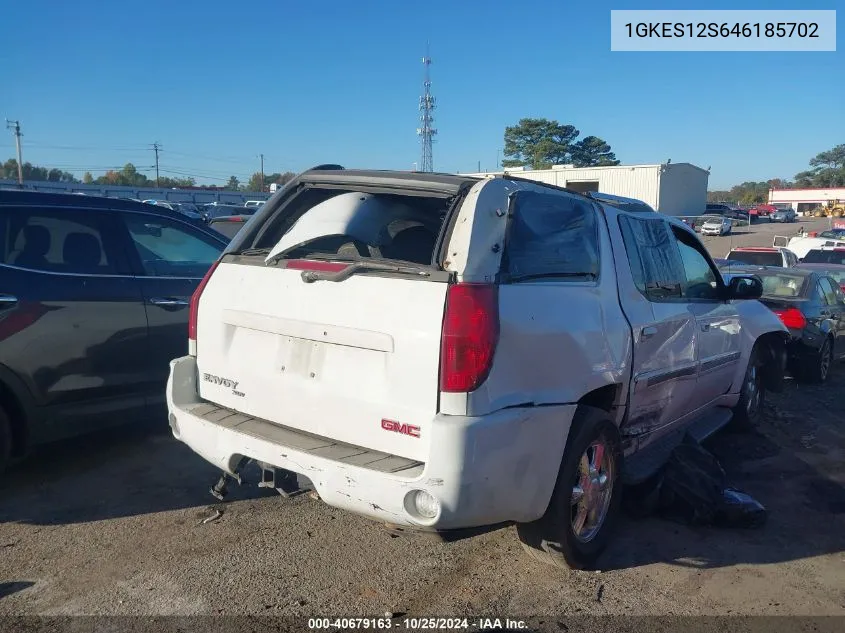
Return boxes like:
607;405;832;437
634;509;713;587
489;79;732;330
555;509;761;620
754;271;809;298
726;250;781;266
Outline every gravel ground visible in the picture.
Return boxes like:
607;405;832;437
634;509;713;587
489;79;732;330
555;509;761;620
1;215;843;619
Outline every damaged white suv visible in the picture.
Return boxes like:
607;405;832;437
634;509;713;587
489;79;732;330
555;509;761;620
167;166;788;569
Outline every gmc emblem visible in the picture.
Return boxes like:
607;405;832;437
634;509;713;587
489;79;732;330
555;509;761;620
381;419;420;438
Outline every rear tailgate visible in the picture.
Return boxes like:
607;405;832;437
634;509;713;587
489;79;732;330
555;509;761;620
195;259;447;462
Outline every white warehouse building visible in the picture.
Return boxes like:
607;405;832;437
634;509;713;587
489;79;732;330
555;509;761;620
768;187;845;214
465;162;709;216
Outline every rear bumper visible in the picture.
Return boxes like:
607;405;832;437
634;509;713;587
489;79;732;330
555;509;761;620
166;356;575;530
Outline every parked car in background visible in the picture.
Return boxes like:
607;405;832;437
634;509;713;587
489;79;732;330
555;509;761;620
201;205;257;223
700;216;732;236
725;247;798;268
208;215;250;240
770;208;797;223
244;200;265;209
723;265;845;383
751;204;777;219
706;203;733;215
802;248;845;266
170;202;204;222
0;190;228;470
142;199;175;210
795;263;845;293
165;166;788;570
776;232;845;260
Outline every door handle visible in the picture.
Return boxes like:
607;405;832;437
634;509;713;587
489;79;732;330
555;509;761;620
0;294;18;308
641;325;658;338
149;297;189;307
700;322;711;332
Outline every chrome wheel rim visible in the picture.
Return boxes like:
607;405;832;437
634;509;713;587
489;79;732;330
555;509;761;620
571;439;614;543
820;343;831;381
745;364;762;417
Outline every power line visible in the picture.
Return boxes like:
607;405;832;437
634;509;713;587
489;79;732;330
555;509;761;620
158;168;240;182
21;141;152;152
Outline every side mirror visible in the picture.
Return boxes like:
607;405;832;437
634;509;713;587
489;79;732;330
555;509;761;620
727;275;763;300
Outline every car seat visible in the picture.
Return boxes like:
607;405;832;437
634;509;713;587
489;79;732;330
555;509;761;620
12;225;51;269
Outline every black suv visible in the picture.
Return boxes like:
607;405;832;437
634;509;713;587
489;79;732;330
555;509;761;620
0;190;228;468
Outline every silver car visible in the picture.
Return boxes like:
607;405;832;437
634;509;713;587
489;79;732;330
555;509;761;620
701;216;732;236
771;208;797;223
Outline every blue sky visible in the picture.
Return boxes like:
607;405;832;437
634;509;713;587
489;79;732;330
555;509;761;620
0;0;842;189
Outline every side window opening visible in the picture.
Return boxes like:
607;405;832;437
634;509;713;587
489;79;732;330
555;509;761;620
671;227;720;301
819;277;838;306
503;191;600;281
618;215;685;301
0;209;118;275
255;189;450;267
124;215;223;278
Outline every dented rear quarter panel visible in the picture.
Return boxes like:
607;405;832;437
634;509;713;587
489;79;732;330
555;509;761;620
442;178;632;420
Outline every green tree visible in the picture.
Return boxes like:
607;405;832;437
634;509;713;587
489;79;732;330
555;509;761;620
794;144;845;188
502;118;620;169
247;170;295;191
502;118;580;169
226;175;240;190
158;176;196;188
83;172;94;184
570;136;620;167
1;159;77;183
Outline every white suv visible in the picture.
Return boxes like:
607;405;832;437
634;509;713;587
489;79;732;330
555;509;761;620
166;167;788;569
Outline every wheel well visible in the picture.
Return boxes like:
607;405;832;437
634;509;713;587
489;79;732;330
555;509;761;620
577;384;622;414
0;380;28;458
756;331;789;392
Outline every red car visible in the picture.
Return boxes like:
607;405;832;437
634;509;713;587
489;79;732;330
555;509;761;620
751;205;777;218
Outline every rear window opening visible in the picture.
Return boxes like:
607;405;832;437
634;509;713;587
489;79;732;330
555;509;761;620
250;188;451;267
726;250;781;267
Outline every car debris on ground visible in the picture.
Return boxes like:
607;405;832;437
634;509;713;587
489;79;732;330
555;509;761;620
624;434;767;528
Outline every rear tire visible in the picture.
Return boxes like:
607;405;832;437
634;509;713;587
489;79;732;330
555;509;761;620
804;337;833;383
0;407;12;473
731;345;765;431
516;407;622;570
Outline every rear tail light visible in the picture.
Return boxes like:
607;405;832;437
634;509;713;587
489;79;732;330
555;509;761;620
188;260;220;349
439;283;499;393
772;307;806;329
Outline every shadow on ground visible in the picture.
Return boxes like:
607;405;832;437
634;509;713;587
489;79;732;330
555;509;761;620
600;374;845;571
2;368;845;574
0;424;274;526
0;582;35;600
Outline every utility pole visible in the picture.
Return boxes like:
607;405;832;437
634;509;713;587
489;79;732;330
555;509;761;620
259;153;265;191
5;120;23;185
152;142;161;187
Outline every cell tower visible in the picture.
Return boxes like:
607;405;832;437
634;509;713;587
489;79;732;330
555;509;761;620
416;50;437;172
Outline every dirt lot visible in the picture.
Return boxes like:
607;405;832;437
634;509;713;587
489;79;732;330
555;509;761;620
1;216;843;619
